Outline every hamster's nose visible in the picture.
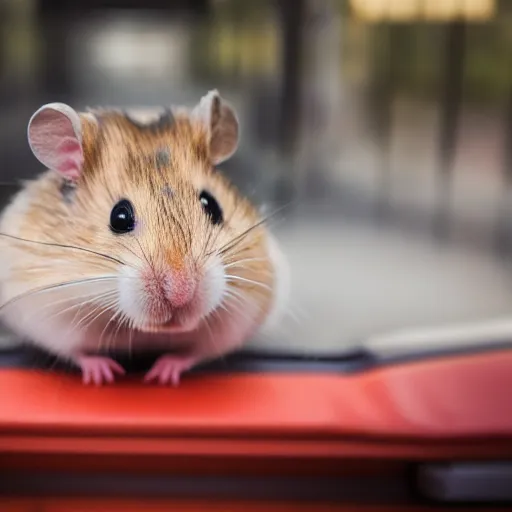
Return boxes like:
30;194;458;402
163;269;197;308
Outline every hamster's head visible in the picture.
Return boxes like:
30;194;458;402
24;91;284;339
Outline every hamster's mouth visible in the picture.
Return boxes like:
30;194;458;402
132;300;204;334
137;316;199;334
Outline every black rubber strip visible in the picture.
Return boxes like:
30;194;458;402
0;343;377;374
0;339;510;376
0;472;411;503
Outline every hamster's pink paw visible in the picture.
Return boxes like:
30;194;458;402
75;355;125;385
144;354;196;386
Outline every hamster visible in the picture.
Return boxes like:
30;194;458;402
0;90;289;385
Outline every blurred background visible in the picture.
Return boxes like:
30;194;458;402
1;0;512;355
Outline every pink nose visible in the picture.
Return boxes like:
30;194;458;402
164;270;196;308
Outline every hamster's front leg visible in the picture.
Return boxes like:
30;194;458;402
143;327;246;386
144;321;251;386
143;352;199;386
74;353;126;385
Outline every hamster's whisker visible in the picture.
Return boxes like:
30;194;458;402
223;257;267;269
109;310;130;352
67;296;119;339
210;308;236;354
201;196;244;261
225;274;272;292
222;286;259;317
74;299;117;340
220;298;247;322
217;219;267;257
175;194;194;252
206;208;229;255
202;314;218;355
113;238;144;265
70;294;118;334
211;305;229;333
73;303;119;346
204;313;229;363
214;302;229;318
135;237;156;274
221;288;246;310
110;312;128;351
98;305;123;352
27;287;117;318
214;203;290;258
285;306;306;326
206;220;218;253
0;276;123;314
220;291;257;326
225;286;259;312
199;254;222;277
200;222;216;261
43;289;118;324
97;308;117;350
0;232;127;266
98;303;122;352
223;261;273;276
73;295;119;333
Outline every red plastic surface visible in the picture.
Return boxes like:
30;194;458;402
0;350;511;460
3;498;507;512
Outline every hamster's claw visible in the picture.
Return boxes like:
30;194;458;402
144;354;196;386
76;355;125;385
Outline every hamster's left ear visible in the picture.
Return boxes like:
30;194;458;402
27;103;84;181
192;90;239;165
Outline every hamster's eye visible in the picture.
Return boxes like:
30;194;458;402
199;190;223;225
110;199;135;234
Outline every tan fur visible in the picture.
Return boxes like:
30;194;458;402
1;104;275;340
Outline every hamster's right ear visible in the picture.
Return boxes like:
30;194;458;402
27;103;84;181
192;90;239;165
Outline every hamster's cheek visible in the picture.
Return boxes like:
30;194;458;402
117;265;143;321
117;265;163;328
201;255;226;317
117;265;174;329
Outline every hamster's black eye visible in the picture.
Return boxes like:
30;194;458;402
199;190;223;225
110;199;135;234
